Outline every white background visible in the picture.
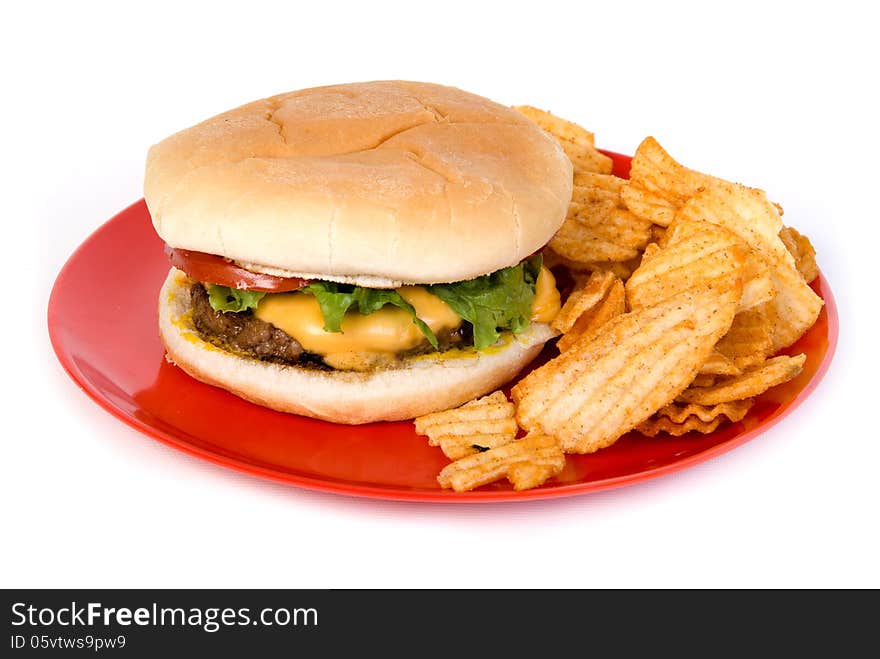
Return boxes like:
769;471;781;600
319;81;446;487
4;1;878;589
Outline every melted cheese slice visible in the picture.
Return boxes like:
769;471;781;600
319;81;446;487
253;266;560;369
254;286;461;357
531;265;560;323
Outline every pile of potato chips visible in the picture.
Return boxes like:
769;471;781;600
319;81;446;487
414;107;823;493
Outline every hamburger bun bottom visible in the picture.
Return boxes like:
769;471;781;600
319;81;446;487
158;268;557;424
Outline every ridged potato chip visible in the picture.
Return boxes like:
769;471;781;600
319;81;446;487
678;182;783;255
621;137;724;227
662;216;776;311
650;225;667;245
738;251;777;311
551;173;654;265
677;354;806;405
512;105;613;174
638;215;773;312
637;399;754;436
780;225;819;283
573;171;625;192
698;350;741;376
715;303;775;370
625;219;746;312
513;278;741;454
437;432;565;492
561;140;615;175
576;258;643;281
691;374;717;388
555;275;625;353
552;270;618;334
414;391;518;460
677;182;823;352
512;105;596;146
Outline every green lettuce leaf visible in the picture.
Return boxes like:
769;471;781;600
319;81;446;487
302;282;439;349
428;254;542;350
207;285;266;312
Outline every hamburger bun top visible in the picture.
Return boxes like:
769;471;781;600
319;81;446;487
144;80;573;286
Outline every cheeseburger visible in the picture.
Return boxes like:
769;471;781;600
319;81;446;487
146;80;573;424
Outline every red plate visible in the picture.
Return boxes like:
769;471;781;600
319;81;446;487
47;152;838;502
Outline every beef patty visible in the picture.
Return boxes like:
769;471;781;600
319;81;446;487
189;283;474;369
190;283;306;363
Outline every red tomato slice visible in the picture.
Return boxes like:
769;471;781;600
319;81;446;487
165;246;310;292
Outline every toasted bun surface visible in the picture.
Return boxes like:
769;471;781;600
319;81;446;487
159;269;557;424
145;80;573;286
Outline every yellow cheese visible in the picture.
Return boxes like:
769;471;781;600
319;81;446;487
254;285;462;357
531;266;561;323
